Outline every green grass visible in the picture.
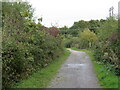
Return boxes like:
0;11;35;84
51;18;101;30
13;50;71;88
71;48;118;88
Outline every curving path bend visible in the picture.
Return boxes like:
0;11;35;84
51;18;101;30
48;49;101;88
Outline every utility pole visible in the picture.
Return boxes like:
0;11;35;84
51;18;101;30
109;8;111;17
111;6;114;16
109;6;114;17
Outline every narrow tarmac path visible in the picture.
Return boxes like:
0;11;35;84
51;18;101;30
48;49;100;88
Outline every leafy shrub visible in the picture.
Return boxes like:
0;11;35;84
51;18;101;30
94;39;120;75
79;29;98;49
64;29;98;49
96;18;118;41
47;27;60;37
64;37;80;48
2;2;64;88
94;18;120;75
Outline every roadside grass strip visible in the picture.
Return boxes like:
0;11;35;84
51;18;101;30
13;50;71;88
71;48;118;88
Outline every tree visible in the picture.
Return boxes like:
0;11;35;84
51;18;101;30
88;20;100;33
79;29;98;48
97;18;118;41
59;25;68;30
70;20;89;29
47;27;60;37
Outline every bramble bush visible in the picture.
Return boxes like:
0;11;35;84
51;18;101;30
2;2;64;88
94;17;120;75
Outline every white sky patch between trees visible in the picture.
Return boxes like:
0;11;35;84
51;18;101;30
28;0;119;27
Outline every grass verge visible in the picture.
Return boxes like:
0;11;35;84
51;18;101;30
71;48;118;88
13;49;71;88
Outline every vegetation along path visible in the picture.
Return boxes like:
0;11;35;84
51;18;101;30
48;49;100;88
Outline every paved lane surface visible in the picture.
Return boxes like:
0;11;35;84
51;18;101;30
48;49;100;88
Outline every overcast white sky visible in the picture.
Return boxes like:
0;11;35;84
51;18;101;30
28;0;119;27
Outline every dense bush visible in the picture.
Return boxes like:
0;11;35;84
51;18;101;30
69;19;106;33
47;27;60;37
96;18;118;41
63;17;119;76
2;2;64;88
94;18;120;75
79;29;98;49
64;37;80;48
64;29;98;49
60;29;81;37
